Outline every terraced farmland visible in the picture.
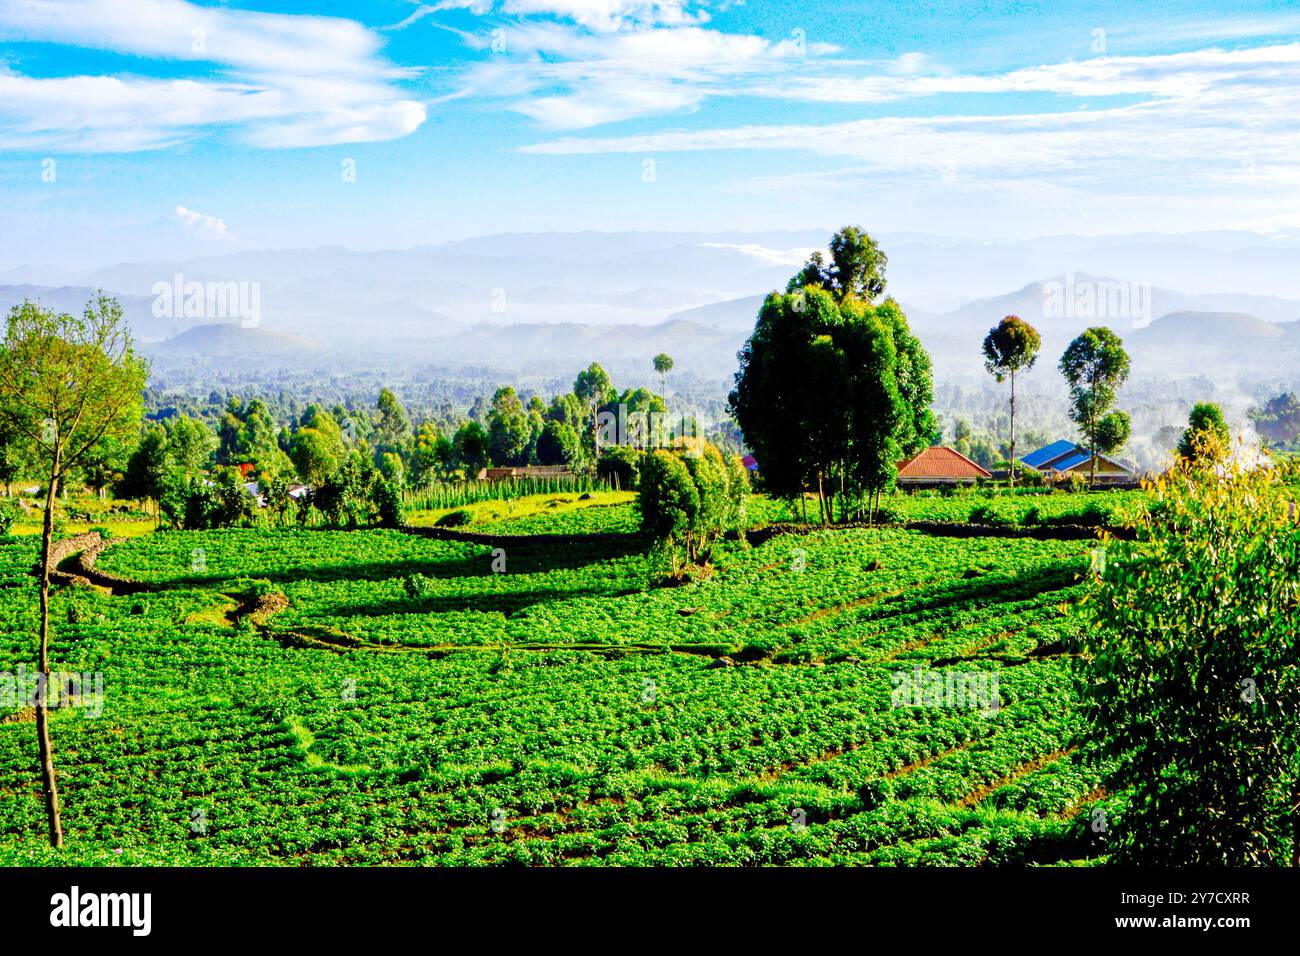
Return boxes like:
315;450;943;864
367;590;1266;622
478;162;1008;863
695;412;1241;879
0;496;1115;865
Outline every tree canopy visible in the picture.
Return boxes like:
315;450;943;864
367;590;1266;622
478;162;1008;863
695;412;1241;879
1060;327;1131;484
1178;401;1230;462
731;229;934;523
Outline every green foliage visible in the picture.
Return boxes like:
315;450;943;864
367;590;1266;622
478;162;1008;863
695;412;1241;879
1250;392;1300;446
638;445;749;571
166;414;217;478
452;421;490;479
637;450;697;562
983;315;1042;487
409;421;455;485
435;508;473;527
731;272;932;523
982;315;1042;383
260;472;298;528
290;421;343;486
1059;328;1131;484
372;472;405;529
574;362;614;455
308;455;398;529
117;423;172;504
406;473;612;512
1094;410;1131;457
789;226;889;302
1078;460;1300;864
0;498;16;536
373;388;411;456
596;446;643;490
487;386;531;467
1177;401;1230;462
217;397;279;470
21;521;1101;866
160;469;254;531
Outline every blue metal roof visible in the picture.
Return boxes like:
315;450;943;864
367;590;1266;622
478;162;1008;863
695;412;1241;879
1021;439;1078;469
1050;451;1093;472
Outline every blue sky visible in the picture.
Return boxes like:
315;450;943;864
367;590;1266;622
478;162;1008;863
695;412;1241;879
2;0;1299;268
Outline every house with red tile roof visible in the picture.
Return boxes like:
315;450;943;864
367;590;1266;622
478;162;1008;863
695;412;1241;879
896;446;993;486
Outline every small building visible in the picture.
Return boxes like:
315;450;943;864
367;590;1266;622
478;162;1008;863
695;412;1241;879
1020;440;1135;484
476;465;575;481
896;446;992;487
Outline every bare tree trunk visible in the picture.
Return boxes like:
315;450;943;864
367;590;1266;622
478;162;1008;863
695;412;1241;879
37;454;64;848
839;466;846;525
1008;369;1017;489
1090;428;1098;488
1089;373;1099;489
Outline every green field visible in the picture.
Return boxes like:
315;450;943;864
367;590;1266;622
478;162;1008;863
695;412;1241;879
0;492;1118;865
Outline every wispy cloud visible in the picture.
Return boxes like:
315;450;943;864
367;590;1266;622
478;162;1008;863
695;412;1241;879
0;0;427;152
517;43;1300;203
458;19;840;128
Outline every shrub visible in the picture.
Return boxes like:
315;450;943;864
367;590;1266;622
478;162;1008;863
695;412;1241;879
435;509;472;528
402;573;437;599
968;501;1020;526
1075;501;1110;526
638;444;749;572
161;471;254;531
372;473;405;528
0;499;16;536
872;504;905;525
1017;468;1046;488
597;446;643;490
1078;459;1300;864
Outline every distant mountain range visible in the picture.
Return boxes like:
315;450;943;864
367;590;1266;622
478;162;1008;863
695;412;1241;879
4;229;1300;381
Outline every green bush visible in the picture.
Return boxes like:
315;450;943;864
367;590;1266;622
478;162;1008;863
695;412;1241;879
435;509;473;528
372;474;405;529
968;501;1020;526
597;446;643;490
638;444;749;572
1079;458;1300;864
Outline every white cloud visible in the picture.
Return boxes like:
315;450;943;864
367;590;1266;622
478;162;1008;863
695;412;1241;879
502;0;709;32
697;242;819;266
175;205;234;241
459;21;840;128
517;42;1300;204
0;0;427;151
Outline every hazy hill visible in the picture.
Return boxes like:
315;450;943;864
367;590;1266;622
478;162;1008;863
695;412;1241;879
927;275;1300;332
664;295;767;332
1129;311;1287;346
147;323;320;357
